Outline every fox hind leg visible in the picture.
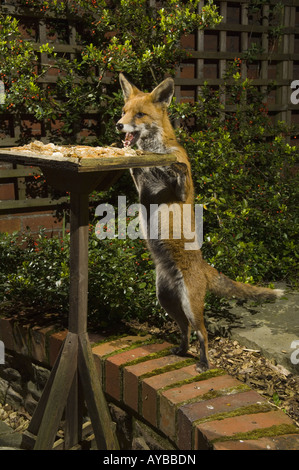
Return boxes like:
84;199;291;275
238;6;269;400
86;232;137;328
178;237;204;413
156;270;210;371
158;285;210;371
188;288;210;372
156;271;191;356
195;323;210;372
171;315;191;357
157;288;191;356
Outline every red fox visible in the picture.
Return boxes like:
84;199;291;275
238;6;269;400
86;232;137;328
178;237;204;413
116;73;283;371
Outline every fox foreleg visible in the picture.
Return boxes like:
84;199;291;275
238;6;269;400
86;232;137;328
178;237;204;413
168;162;188;201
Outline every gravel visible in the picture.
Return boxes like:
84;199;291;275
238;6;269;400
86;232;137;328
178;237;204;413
208;336;299;426
0;403;30;434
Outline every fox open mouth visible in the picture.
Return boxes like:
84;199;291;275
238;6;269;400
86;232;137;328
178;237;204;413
123;132;140;148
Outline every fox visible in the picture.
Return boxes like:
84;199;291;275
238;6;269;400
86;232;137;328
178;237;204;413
116;73;284;372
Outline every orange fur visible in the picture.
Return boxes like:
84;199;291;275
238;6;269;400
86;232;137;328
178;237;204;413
116;74;283;371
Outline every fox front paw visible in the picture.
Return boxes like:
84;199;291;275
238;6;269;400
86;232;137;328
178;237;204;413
171;345;188;357
196;360;210;373
170;162;188;176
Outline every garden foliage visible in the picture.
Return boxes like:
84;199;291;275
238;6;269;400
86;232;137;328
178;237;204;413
0;229;160;328
0;1;298;327
171;59;299;286
0;0;221;143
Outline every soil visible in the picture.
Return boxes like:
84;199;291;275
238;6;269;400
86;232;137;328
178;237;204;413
209;336;299;426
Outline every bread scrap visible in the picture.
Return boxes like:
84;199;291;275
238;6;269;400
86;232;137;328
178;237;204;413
11;140;140;159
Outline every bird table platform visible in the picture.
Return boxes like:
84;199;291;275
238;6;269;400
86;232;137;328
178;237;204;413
0;143;177;450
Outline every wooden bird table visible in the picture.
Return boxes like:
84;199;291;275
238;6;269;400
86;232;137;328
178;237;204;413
0;146;177;450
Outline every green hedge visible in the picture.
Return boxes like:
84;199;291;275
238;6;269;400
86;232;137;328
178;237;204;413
0;2;298;329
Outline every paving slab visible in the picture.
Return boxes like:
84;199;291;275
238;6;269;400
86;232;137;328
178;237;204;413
0;420;22;449
227;284;299;374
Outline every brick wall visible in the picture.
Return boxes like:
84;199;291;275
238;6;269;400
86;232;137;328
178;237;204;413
0;161;68;237
0;318;298;450
0;206;66;237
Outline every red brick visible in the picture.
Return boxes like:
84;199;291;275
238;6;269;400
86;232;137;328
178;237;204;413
123;354;186;413
181;34;195;49
195;411;294;450
262;434;299;451
88;332;107;345
0;317;15;350
92;335;153;359
178;389;265;449
204;33;218;52
92;335;153;386
30;326;54;363
160;374;239;442
213;439;271;450
180;64;196;79
11;322;30;355
105;342;172;402
142;364;199;428
0;217;21;233
0;183;15;200
91;335;126;382
48;330;68;366
92;339;126;360
214;434;299;450
21;213;62;233
92;339;127;384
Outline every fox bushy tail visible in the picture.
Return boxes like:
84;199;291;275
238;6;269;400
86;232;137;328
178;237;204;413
204;261;283;301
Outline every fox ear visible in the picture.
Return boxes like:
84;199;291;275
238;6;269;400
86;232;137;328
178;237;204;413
151;78;174;107
119;73;140;101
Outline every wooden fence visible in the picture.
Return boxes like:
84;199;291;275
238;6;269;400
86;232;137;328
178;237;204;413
0;161;68;235
175;0;299;133
0;0;299;234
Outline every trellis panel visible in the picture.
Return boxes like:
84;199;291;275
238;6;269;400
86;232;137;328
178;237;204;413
0;0;298;145
0;0;298;235
182;0;299;141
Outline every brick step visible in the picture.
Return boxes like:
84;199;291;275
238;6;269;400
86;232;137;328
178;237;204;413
0;318;299;450
93;335;299;450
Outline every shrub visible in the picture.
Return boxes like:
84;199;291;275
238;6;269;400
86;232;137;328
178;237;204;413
0;231;70;322
0;0;222;143
171;60;299;284
0;228;164;329
0;4;298;330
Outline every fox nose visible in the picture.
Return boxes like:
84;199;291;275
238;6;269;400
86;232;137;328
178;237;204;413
116;122;124;131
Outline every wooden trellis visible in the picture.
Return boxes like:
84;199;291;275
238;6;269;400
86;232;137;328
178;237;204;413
174;0;299;137
0;0;299;145
0;0;298;147
0;0;299;225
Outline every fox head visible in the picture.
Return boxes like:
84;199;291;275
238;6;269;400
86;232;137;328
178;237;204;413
116;73;177;153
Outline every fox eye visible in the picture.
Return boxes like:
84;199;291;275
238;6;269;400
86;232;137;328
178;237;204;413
135;112;146;118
